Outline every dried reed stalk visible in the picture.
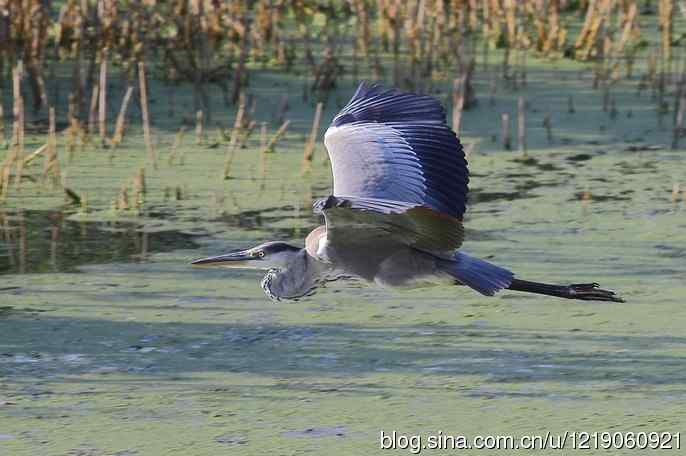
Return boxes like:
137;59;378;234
132;167;145;209
504;0;517;47
111;86;133;146
12;62;25;192
138;61;156;167
517;96;527;157
232;15;250;105
452;76;466;135
659;0;674;61
117;184;130;210
0;101;4;146
276;95;289;125
98;50;108;142
672;94;686;149
223;94;247;179
543;113;552;144
263;120;290;154
168;126;186;166
302;102;323;174
260;122;268;150
195;110;204;145
43;106;60;187
575;0;613;61
23;144;48;167
501;113;511;150
238;120;257;150
88;82;99;135
66;93;79;159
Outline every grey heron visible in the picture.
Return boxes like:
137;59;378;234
193;83;623;303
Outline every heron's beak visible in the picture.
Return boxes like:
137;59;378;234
191;249;256;269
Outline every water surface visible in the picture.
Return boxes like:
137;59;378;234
1;61;685;456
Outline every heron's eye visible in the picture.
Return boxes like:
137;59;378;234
256;251;265;258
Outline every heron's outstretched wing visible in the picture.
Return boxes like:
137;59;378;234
319;83;468;252
324;82;469;219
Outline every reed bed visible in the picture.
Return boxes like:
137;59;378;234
0;0;683;213
0;1;668;118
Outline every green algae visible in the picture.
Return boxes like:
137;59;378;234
1;34;686;456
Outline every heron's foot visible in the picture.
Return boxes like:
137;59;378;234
567;283;624;302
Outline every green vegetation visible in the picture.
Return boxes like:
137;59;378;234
1;1;685;455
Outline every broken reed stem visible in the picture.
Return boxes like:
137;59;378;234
12;62;25;192
543;113;552;144
452;76;466;135
659;0;674;62
672;94;686;150
238;120;257;149
301;102;323;174
259;122;269;182
43;106;60;187
66;93;79;161
501;112;511;150
260;122;268;150
132;167;146;210
223;94;246;179
195;110;204;144
568;95;575;114
263;120;290;154
98;51;108;143
111;86;134;146
0;102;4;145
117;184;129;211
671;182;680;205
168;126;186;165
88;82;99;135
276;95;289;125
23;144;48;167
0;152;11;199
138;62;156;168
517;96;527;157
672;74;685;126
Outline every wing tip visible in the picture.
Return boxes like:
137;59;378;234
334;82;447;127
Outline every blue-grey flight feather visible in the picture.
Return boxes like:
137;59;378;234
319;82;468;253
325;82;469;219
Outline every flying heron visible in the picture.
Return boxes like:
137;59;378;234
193;83;623;303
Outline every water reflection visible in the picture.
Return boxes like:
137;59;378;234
0;210;199;275
212;204;322;239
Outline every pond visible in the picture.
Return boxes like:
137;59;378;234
1;64;685;455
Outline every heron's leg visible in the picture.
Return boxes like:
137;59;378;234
506;279;624;302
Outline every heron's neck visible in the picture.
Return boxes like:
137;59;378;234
261;249;329;300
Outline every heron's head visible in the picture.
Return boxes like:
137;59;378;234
191;241;300;270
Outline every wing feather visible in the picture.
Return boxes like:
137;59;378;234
324;83;469;219
319;83;469;253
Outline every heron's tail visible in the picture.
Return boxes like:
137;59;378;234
439;252;514;296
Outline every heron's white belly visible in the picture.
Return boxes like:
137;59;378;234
374;275;453;289
372;250;454;289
